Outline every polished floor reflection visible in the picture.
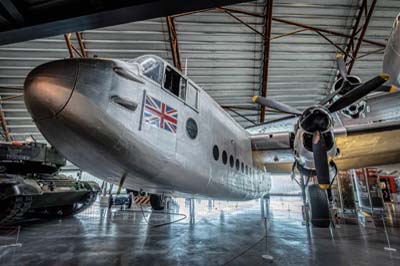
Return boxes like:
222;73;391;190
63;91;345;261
0;196;399;266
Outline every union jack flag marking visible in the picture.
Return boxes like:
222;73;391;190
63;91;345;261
144;95;178;134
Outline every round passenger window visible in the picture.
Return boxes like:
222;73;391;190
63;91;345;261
213;145;219;161
222;151;228;165
186;118;198;139
229;155;234;168
241;162;244;173
236;159;240;171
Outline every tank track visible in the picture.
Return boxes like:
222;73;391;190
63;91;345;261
71;191;98;215
0;195;32;224
48;191;98;217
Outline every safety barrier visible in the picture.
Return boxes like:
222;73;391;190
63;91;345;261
134;196;150;205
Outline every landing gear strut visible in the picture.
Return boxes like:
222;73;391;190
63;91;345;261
292;164;331;228
307;184;330;227
150;194;165;210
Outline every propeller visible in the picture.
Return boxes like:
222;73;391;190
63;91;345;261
252;96;302;115
252;53;390;190
319;54;357;105
312;131;330;189
376;84;398;93
327;74;389;113
336;54;348;82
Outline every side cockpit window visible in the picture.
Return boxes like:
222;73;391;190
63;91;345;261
186;82;198;109
163;66;188;102
136;56;164;84
164;66;182;97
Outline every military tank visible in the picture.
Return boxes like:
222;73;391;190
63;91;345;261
0;141;100;224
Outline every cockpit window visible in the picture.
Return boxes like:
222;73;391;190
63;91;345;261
164;66;182;97
164;66;187;100
134;56;164;84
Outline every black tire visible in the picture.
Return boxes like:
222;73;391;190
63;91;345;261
150;194;164;210
127;194;132;209
307;184;330;227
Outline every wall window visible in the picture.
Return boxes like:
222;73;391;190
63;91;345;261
222;151;228;165
213;145;219;161
236;159;239;171
245;165;248;175
241;162;244;173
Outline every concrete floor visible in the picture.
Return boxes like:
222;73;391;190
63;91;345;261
0;196;399;266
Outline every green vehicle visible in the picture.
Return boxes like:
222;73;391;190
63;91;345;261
0;142;100;224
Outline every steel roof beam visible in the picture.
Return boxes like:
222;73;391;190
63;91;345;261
315;31;352;59
218;6;385;48
0;105;11;141
64;32;87;59
343;0;367;63
221;105;281;113
346;0;377;74
166;16;182;71
260;0;273;123
0;0;24;24
225;108;257;125
76;32;88;58
218;8;264;37
0;0;251;46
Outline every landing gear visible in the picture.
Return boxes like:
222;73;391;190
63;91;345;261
150;194;165;210
307;184;330;227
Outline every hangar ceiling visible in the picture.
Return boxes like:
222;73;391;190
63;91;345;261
0;0;399;142
0;0;250;45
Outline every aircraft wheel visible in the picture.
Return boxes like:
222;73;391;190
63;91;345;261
127;193;133;209
307;184;330;227
150;194;165;210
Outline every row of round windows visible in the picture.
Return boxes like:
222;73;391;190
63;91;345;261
212;145;254;175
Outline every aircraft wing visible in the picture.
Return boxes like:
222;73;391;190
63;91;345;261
251;120;400;174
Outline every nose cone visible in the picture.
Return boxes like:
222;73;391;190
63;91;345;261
24;60;78;120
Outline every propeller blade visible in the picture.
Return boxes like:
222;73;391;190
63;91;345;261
252;96;302;115
328;74;389;113
319;86;343;106
0;94;23;102
336;54;348;82
376;85;398;93
312;131;330;189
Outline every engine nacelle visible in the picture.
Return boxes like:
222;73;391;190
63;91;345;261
332;75;366;119
293;106;338;172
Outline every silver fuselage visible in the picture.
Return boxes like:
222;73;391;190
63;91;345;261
384;13;400;87
24;56;271;200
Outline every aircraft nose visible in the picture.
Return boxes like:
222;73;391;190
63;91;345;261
24;60;79;120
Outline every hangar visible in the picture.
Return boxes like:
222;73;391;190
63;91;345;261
0;0;400;265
